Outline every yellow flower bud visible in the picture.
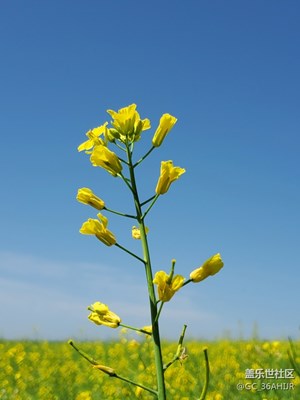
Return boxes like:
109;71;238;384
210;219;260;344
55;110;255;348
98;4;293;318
79;213;116;246
88;301;121;328
132;226;149;239
152;113;177;147
90;145;122;176
190;253;224;283
93;364;116;376
77;188;105;210
155;160;185;195
153;270;184;302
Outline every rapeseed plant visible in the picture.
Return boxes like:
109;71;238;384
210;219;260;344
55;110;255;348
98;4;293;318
70;103;225;399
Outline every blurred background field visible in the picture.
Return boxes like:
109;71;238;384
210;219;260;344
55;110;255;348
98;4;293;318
1;338;299;400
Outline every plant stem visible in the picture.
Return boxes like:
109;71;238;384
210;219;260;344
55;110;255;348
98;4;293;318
115;243;145;264
154;302;164;325
119;323;152;336
199;348;210;400
141;195;156;206
133;145;155;167
143;194;159;220
182;278;193;287
126;145;167;400
104;206;137;219
163;325;187;371
114;374;157;396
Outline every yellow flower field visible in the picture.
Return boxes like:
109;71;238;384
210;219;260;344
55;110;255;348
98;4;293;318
1;338;299;399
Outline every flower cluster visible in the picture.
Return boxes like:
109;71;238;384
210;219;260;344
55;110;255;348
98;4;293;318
77;104;184;247
106;104;151;143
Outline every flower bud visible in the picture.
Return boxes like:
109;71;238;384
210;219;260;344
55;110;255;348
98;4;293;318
93;364;116;376
90;145;122;177
152;113;177;147
132;226;149;239
77;188;105;210
190;253;224;283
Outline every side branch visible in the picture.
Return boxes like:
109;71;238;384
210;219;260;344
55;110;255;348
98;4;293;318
104;206;137;219
69;340;157;396
142;194;159;220
163;325;187;371
115;243;146;264
133;146;155;168
198;347;210;400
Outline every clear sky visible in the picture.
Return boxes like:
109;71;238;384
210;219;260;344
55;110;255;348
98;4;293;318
1;1;299;341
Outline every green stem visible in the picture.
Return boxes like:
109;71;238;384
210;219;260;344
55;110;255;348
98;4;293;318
154;302;164;325
141;195;156;207
68;340;98;365
126;144;167;400
115;243;145;264
199;348;210;400
120;323;152;336
115;142;127;152
182;278;193;287
119;172;135;195
133;145;155;168
142;194;160;220
163;325;187;371
118;156;129;165
114;374;157;396
104;206;137;219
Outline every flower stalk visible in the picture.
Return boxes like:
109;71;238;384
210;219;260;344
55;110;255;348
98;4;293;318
73;103;224;399
126;143;167;399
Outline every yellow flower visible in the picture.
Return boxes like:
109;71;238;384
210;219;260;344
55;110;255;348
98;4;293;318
88;301;121;328
78;123;108;153
79;213;116;246
132;226;149;239
75;391;92;400
153;270;184;302
107;104;150;142
155;160;185;195
76;188;105;210
90;145;122;176
190;253;224;283
214;395;223;400
152;113;177;147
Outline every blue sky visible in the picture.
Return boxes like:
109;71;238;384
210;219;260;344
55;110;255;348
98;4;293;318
1;1;299;341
